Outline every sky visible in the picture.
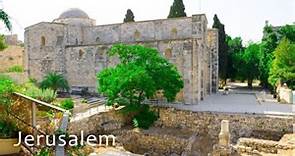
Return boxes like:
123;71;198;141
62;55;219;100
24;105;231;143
0;0;294;43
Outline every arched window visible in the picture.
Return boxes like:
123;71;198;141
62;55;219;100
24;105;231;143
96;37;100;42
41;36;46;46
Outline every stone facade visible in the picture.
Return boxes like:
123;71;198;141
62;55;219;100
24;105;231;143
24;8;219;104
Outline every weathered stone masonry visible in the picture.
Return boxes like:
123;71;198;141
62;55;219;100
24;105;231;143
24;8;219;104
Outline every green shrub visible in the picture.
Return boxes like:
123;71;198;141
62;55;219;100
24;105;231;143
23;84;57;103
0;74;15;108
132;105;158;129
0;120;18;138
60;98;74;110
40;72;69;94
36;147;51;156
0;35;8;51
7;65;24;73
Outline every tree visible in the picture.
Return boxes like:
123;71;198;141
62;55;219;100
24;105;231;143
97;44;183;128
212;14;228;86
0;35;7;51
278;25;295;42
226;35;244;80
40;72;69;94
259;25;278;89
0;75;14;110
236;43;260;88
167;0;187;18
123;9;135;23
0;9;11;52
0;9;11;31
269;38;295;90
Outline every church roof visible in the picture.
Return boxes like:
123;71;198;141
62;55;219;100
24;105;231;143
58;8;89;19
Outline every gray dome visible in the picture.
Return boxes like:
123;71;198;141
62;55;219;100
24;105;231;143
59;8;89;19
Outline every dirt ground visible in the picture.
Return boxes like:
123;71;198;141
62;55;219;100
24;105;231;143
0;45;24;72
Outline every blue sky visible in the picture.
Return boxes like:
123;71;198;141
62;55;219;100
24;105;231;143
0;0;294;43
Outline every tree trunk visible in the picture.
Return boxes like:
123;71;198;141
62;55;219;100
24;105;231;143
247;79;253;89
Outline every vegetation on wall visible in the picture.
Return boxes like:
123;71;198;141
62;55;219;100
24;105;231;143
168;0;187;18
97;44;183;129
123;9;135;23
6;65;24;73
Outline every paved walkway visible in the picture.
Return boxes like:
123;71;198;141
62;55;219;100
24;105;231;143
170;93;294;116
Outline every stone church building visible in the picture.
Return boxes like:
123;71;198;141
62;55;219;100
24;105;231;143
24;8;218;104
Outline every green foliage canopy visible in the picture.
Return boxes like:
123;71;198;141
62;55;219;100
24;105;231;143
97;44;183;129
98;44;183;106
233;42;260;88
123;9;135;23
269;38;295;90
0;75;15;108
226;36;244;80
168;0;187;18
0;9;11;31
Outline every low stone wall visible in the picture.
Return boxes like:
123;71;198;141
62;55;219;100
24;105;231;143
118;130;188;156
154;107;294;144
68;106;294;155
236;134;295;156
68;109;125;135
237;138;278;154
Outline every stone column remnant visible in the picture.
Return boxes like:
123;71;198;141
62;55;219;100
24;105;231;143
219;120;230;147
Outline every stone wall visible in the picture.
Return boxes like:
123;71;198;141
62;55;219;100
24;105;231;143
5;34;18;45
25;13;218;104
207;29;219;93
68;109;125;135
67;107;294;155
154;107;294;144
236;134;295;156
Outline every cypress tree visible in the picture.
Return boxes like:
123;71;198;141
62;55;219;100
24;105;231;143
168;0;187;18
212;14;228;86
123;9;135;23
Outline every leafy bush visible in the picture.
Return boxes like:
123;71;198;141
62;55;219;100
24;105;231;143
6;65;24;73
36;147;51;156
40;72;69;94
23;84;57;103
60;98;74;110
0;35;8;51
132;105;158;129
0;74;15;108
0;120;18;138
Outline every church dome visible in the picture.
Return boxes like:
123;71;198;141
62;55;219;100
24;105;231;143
54;8;96;26
59;8;89;19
